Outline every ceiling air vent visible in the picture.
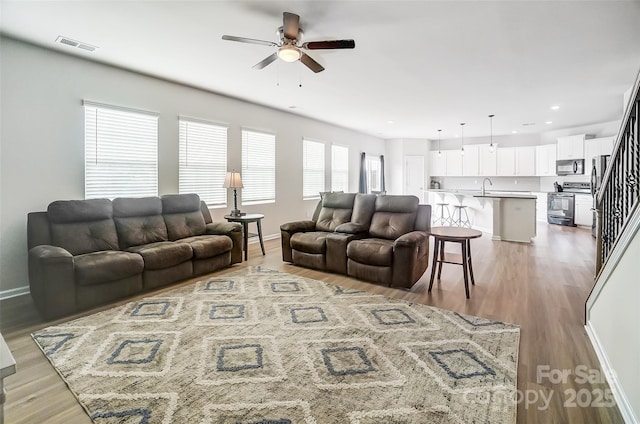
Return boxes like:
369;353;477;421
55;36;97;52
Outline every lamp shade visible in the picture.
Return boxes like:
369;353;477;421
223;171;243;189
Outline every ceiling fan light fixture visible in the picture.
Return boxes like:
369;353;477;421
278;45;301;62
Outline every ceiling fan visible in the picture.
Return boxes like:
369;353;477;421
222;12;355;73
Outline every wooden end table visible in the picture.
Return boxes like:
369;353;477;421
224;214;265;261
428;226;482;299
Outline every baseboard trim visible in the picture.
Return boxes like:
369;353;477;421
247;233;280;243
585;321;639;423
0;285;30;300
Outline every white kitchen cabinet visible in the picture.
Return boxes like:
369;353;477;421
462;144;480;176
584;136;615;171
479;143;497;176
497;146;535;176
574;194;593;227
557;134;585;160
516;146;536;176
533;192;548;222
535;144;557;176
445;150;463;176
497;147;516;176
429;151;447;176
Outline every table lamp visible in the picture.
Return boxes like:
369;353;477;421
223;171;244;216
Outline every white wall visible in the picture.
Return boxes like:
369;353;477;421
588;222;640;421
0;37;384;293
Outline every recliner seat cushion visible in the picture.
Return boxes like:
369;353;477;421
290;232;328;254
347;238;394;267
162;194;206;241
75;251;144;286
178;235;232;259
48;199;119;255
127;242;193;270
315;192;356;232
113;197;168;249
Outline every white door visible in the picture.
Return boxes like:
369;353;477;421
404;155;424;202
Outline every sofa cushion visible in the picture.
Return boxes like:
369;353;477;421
113;197;168;249
75;251;144;286
48;199;119;255
290;232;328;254
347;238;394;266
315;193;357;232
178;235;232;259
127;242;193;270
162;194;207;241
369;195;419;240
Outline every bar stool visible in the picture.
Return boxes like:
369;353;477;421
433;203;452;226
451;205;471;228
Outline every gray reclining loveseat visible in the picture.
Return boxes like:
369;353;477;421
27;193;242;319
281;192;431;289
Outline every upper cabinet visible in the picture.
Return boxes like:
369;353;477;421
462;144;480;176
584;136;615;170
478;143;497;176
535;144;557;176
557;134;585;160
429;151;446;176
445;150;463;176
496;146;536;176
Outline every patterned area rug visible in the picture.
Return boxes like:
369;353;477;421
32;266;520;423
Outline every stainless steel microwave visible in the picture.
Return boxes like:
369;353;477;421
556;159;585;175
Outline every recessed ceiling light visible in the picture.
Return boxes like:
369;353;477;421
512;130;518;134
545;121;553;124
551;105;560;110
386;120;395;124
288;105;297;109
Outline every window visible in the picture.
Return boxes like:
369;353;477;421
366;155;382;192
84;101;158;199
179;119;227;206
242;129;276;204
303;139;325;199
331;144;349;192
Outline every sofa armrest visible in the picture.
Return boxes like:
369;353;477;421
280;220;316;262
334;222;369;234
394;231;428;248
28;245;76;319
392;231;430;289
280;220;316;233
205;222;241;235
205;222;243;264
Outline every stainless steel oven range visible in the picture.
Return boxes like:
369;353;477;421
547;182;591;226
547;192;576;226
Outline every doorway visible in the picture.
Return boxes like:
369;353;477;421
404;155;425;203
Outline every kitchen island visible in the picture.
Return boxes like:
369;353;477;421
427;189;537;243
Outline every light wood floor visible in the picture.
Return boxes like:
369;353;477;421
0;222;624;423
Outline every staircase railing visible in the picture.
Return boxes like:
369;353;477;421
595;69;640;275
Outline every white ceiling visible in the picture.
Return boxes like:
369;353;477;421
2;1;640;140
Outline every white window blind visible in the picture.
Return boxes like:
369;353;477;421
366;155;382;192
242;130;276;204
179;119;227;206
84;102;158;199
331;144;349;192
303;139;325;199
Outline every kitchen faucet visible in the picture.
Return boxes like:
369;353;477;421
482;178;493;196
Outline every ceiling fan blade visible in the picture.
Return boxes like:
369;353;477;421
222;35;278;47
252;53;278;70
300;53;325;73
302;40;356;50
283;12;300;40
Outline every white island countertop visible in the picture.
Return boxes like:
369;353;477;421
426;189;537;243
427;189;537;199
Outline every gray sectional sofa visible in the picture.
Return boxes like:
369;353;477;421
27;193;242;319
281;192;431;289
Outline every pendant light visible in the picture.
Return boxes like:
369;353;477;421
437;129;442;157
460;123;465;156
488;114;495;153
